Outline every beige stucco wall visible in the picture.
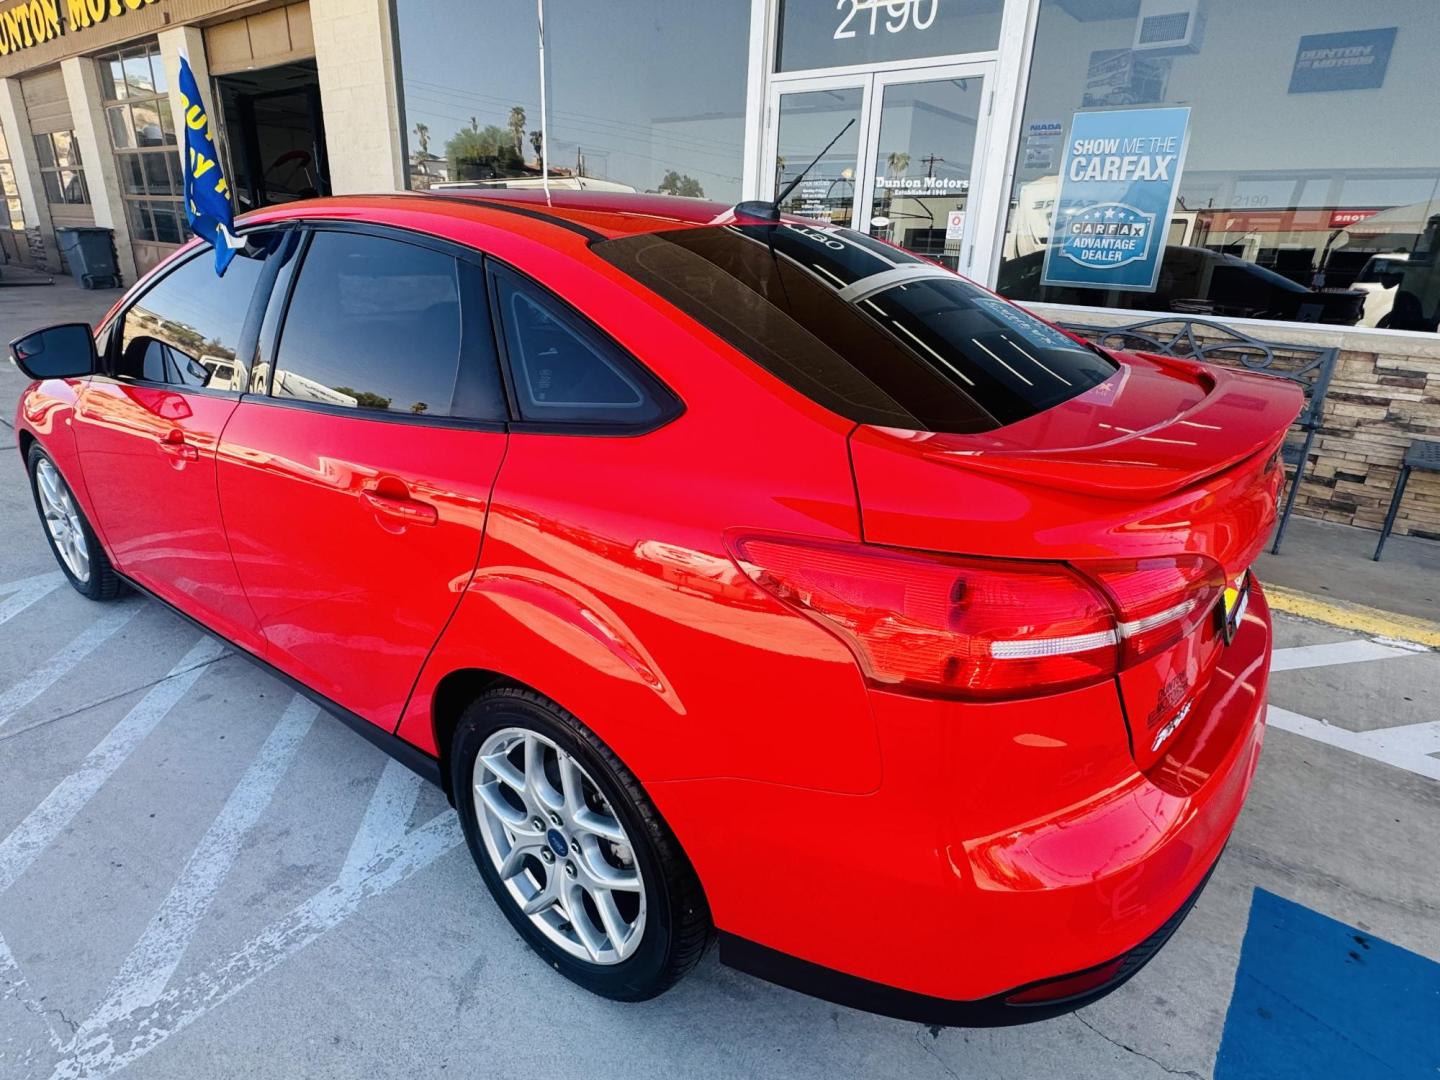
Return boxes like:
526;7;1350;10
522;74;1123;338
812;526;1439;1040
309;0;403;194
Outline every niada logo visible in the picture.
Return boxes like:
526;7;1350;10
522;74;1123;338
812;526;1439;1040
1056;202;1154;270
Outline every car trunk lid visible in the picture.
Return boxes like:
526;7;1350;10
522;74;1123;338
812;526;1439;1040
848;352;1301;769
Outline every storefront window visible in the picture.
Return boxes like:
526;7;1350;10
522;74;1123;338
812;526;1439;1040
776;0;1003;72
97;42;183;255
395;0;747;203
0;126;24;230
33;131;89;205
998;0;1440;334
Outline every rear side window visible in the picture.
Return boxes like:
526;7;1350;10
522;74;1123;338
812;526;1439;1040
117;238;276;393
272;230;504;421
595;224;1117;432
491;266;670;426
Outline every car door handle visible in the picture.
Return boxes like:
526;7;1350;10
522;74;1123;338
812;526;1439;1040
157;429;199;462
360;490;439;527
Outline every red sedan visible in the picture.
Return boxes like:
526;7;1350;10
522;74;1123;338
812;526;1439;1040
10;191;1299;1023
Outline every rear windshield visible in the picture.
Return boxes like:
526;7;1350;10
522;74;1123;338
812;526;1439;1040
594;223;1115;432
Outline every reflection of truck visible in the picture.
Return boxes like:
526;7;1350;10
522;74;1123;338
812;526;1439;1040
1331;203;1440;331
1352;253;1408;328
199;354;240;391
272;369;359;408
1006;175;1058;259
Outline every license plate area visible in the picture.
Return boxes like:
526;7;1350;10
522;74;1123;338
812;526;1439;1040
1218;571;1251;645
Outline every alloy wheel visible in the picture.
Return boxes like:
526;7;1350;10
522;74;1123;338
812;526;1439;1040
35;459;90;583
472;727;646;965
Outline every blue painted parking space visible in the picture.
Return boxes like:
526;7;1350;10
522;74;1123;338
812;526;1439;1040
1216;888;1440;1079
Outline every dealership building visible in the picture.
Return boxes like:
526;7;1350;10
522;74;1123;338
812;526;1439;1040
0;0;1436;535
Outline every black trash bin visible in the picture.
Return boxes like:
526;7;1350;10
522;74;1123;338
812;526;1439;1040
55;227;121;290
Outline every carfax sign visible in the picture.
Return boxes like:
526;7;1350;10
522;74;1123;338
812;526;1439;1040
1041;107;1191;293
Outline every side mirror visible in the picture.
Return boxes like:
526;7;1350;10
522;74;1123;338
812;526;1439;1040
9;323;98;380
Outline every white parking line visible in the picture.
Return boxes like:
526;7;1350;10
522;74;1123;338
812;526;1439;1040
51;775;463;1080
0;637;226;896
1267;636;1438;780
0;636;227;1064
0;601;145;732
0;572;64;627
340;758;424;879
1270;638;1426;672
82;695;319;1032
1358;720;1440;758
1267;706;1440;782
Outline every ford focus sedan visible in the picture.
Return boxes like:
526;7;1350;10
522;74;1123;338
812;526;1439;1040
10;191;1300;1023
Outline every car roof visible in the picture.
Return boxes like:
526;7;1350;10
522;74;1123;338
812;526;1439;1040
434;188;734;233
239;189;740;243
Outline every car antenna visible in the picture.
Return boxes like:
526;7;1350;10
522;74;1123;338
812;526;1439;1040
734;118;855;222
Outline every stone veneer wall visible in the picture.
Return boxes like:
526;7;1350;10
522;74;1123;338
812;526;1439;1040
1027;305;1440;540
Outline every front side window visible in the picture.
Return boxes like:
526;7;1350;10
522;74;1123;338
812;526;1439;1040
116;239;277;392
596;223;1114;432
999;0;1440;335
272;231;504;420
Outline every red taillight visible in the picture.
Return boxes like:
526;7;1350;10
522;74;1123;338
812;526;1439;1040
726;535;1232;702
725;534;1118;700
1080;555;1225;665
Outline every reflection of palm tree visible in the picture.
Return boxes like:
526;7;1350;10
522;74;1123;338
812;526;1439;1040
887;151;909;177
508;106;526;156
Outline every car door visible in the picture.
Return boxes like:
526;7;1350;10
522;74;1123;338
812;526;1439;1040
216;225;509;729
72;232;289;655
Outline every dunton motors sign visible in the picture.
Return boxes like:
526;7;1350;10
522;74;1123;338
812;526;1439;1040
0;0;157;57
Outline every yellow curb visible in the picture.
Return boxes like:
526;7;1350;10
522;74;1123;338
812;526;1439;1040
1265;585;1440;649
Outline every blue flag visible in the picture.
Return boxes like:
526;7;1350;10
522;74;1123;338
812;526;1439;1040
176;55;240;275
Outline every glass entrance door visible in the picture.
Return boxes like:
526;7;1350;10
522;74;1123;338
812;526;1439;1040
865;73;985;271
767;62;993;274
769;80;868;226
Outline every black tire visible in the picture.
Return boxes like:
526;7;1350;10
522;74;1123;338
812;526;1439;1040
451;686;711;1000
26;444;124;601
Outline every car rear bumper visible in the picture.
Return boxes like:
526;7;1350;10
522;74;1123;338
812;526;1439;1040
658;583;1272;1021
717;850;1221;1026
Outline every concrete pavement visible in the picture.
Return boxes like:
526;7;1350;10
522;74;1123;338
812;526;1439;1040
0;277;1436;1079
